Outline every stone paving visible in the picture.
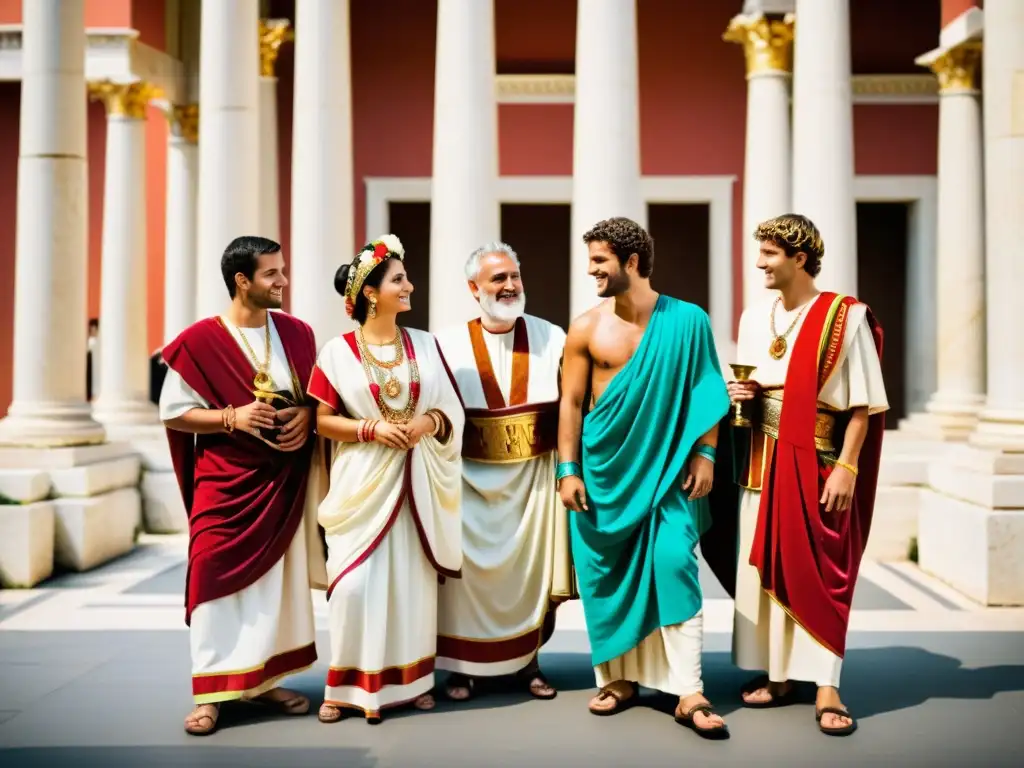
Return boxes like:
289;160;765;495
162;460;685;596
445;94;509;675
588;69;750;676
1;535;1022;767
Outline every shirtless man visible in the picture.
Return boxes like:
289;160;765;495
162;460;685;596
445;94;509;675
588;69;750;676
556;217;732;738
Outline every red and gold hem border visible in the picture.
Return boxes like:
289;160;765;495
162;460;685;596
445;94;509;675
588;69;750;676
325;655;434;694
192;642;318;704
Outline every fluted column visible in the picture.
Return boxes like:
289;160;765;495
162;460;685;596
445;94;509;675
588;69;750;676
724;11;794;309
258;19;291;243
570;0;644;319
0;0;104;447
291;0;354;346
970;0;1024;450
163;105;199;344
89;81;160;432
913;41;985;439
196;0;260;319
791;0;857;296
429;0;500;330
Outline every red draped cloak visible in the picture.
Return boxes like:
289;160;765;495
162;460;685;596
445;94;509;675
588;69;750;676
749;292;885;657
162;312;317;625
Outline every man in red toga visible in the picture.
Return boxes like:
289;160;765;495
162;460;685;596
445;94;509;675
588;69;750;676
161;235;327;735
723;214;888;737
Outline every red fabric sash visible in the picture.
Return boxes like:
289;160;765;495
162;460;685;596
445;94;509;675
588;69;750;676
749;293;885;657
162;312;317;625
467;317;530;408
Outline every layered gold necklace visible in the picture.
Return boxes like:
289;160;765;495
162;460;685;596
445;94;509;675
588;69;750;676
356;327;419;423
234;317;274;396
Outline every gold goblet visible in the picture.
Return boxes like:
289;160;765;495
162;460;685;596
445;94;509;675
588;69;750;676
728;363;757;428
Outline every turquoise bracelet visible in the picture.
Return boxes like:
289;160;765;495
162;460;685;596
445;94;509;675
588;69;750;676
556;461;582;481
694;444;716;463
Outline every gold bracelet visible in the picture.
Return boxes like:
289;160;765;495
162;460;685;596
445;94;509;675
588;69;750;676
836;460;858;477
428;411;441;436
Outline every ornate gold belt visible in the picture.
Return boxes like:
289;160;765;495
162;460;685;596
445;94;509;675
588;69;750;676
462;402;558;463
759;390;836;453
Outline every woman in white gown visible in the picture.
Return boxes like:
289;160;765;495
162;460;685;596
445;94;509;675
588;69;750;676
307;235;465;723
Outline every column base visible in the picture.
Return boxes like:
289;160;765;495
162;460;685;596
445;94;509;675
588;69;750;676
92;399;160;439
919;443;1024;605
900;395;984;441
968;409;1024;452
0;402;106;448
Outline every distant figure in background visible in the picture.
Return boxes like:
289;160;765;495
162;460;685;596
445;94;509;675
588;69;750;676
150;347;167;405
86;318;99;401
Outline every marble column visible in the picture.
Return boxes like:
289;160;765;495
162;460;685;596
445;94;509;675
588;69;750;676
291;0;354;346
570;0;645;319
258;19;291;243
163;105;199;344
970;0;1024;450
914;41;985;439
0;0;104;447
790;0;857;296
89;81;160;432
724;11;795;310
196;0;260;320
429;0;500;330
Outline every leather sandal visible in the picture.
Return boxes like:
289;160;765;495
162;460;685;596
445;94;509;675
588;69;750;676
675;701;729;740
318;703;344;724
816;706;857;736
740;674;797;709
184;703;220;736
588;681;638;716
445;673;476;701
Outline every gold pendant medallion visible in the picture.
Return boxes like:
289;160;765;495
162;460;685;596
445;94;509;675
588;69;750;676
768;336;788;360
382;377;401;399
253;370;273;391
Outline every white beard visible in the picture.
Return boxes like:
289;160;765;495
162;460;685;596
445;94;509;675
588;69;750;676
479;291;526;324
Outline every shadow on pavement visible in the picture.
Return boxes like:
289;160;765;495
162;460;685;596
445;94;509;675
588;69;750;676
0;747;375;768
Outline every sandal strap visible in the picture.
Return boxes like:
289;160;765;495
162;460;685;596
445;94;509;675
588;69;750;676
597;682;635;701
816;706;851;719
686;703;716;719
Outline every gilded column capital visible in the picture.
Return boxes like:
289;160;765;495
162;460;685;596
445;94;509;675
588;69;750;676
927;41;982;94
259;18;293;78
169;104;199;143
88;81;161;119
723;13;794;78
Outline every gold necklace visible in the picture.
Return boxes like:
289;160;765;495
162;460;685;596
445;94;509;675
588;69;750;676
768;297;810;360
356;329;419;422
357;328;404;398
234;317;274;395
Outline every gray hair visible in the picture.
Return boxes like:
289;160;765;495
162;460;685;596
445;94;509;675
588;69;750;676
464;241;520;282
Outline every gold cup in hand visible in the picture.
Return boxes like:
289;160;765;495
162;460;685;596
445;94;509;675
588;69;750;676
728;364;757;428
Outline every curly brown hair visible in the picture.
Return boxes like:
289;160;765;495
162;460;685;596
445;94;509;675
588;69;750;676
753;213;824;277
582;217;655;278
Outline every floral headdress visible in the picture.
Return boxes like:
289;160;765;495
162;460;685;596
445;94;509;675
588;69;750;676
343;234;405;317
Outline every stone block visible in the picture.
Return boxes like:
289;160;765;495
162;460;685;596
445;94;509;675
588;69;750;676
48;456;141;498
0;469;51;504
52;487;140;572
877;452;930;487
0;502;55;588
918;489;1024;605
865;486;919;561
141;470;187;534
0;441;135;470
928;459;1024;509
133;438;174;472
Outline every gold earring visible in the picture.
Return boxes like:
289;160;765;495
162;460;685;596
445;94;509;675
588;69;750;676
368;297;377;319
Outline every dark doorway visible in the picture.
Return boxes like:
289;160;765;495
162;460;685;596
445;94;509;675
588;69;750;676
389;201;431;332
500;203;572;330
856;202;909;423
647;204;711;311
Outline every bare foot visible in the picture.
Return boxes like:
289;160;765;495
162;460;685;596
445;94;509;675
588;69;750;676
445;673;474;701
184;703;220;736
413;693;435;711
318;703;343;723
741;675;793;707
671;696;729;737
587;680;637;715
816;686;856;735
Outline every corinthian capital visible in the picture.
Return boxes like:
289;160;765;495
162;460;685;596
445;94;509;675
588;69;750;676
88;81;161;119
723;13;795;78
926;41;982;94
169;104;199;143
259;18;294;78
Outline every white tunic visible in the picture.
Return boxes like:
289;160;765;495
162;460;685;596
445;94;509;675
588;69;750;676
434;314;570;677
731;294;889;688
159;313;322;704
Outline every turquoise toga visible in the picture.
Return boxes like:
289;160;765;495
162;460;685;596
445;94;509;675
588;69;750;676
571;295;730;666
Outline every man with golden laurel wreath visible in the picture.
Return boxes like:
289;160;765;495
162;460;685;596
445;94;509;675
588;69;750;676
161;236;328;736
724;214;888;737
434;242;575;702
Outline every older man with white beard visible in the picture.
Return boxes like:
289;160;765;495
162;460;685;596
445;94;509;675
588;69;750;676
434;242;575;702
